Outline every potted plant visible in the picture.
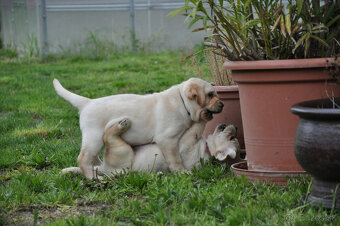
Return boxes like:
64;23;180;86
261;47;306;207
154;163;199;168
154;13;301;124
291;96;340;209
197;50;245;150
172;0;340;184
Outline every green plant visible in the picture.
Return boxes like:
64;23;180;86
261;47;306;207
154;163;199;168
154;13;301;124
22;34;41;59
171;0;340;60
0;47;18;59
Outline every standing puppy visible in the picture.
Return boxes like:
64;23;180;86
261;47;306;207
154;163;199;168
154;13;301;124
53;78;224;179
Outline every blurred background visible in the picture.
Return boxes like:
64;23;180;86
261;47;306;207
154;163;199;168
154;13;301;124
0;0;205;56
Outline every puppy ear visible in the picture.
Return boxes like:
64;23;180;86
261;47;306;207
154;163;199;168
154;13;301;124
215;148;237;161
185;83;206;107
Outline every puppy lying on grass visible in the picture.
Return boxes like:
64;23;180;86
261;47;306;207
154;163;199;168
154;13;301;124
62;110;241;177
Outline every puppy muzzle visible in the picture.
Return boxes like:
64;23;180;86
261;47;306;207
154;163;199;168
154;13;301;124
207;100;224;113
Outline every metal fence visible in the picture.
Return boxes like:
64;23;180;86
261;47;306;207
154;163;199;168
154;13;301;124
0;0;205;55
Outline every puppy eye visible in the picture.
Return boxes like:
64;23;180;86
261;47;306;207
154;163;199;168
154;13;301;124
230;136;235;140
208;92;214;98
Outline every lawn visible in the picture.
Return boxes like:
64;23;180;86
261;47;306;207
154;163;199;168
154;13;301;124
0;50;339;225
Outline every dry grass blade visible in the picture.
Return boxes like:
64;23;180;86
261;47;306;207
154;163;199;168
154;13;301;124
325;90;340;109
205;49;234;86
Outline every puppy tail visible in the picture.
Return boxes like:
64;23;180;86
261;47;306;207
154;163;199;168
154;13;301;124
61;167;82;174
53;79;90;111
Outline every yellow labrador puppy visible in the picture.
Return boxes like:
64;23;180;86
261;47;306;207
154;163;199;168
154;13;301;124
54;78;224;179
61;117;241;176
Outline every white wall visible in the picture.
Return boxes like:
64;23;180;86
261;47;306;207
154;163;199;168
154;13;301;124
1;0;206;54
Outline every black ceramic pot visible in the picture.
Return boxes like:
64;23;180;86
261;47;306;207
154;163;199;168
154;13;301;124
291;97;340;209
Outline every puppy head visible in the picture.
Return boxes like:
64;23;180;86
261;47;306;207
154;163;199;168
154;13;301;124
182;78;224;122
208;124;240;162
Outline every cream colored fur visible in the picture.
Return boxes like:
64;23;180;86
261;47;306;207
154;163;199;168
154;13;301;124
61;119;241;177
54;78;224;179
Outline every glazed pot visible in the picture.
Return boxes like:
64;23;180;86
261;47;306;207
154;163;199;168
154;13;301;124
203;85;245;149
291;97;340;209
225;58;340;184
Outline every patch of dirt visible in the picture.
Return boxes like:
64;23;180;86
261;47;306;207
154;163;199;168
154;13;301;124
0;172;10;186
6;203;112;225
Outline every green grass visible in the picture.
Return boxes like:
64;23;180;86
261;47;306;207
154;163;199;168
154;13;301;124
0;51;339;225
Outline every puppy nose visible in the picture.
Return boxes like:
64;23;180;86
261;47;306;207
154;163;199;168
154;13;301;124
218;124;227;130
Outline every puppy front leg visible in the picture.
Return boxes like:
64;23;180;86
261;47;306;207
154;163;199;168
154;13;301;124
157;139;186;172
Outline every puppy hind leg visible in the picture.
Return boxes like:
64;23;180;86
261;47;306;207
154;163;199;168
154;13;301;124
103;118;134;173
78;130;105;179
104;118;131;137
104;117;131;134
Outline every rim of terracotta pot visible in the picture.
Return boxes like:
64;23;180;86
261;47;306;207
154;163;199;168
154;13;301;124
231;161;306;175
212;85;239;92
231;161;307;186
291;97;340;119
223;58;339;71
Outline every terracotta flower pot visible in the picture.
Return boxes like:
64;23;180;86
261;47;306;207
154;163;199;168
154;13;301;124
231;161;306;187
203;85;245;149
291;98;340;209
224;58;340;184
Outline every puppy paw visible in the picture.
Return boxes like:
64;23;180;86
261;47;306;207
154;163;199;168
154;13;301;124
176;168;192;175
118;118;131;132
